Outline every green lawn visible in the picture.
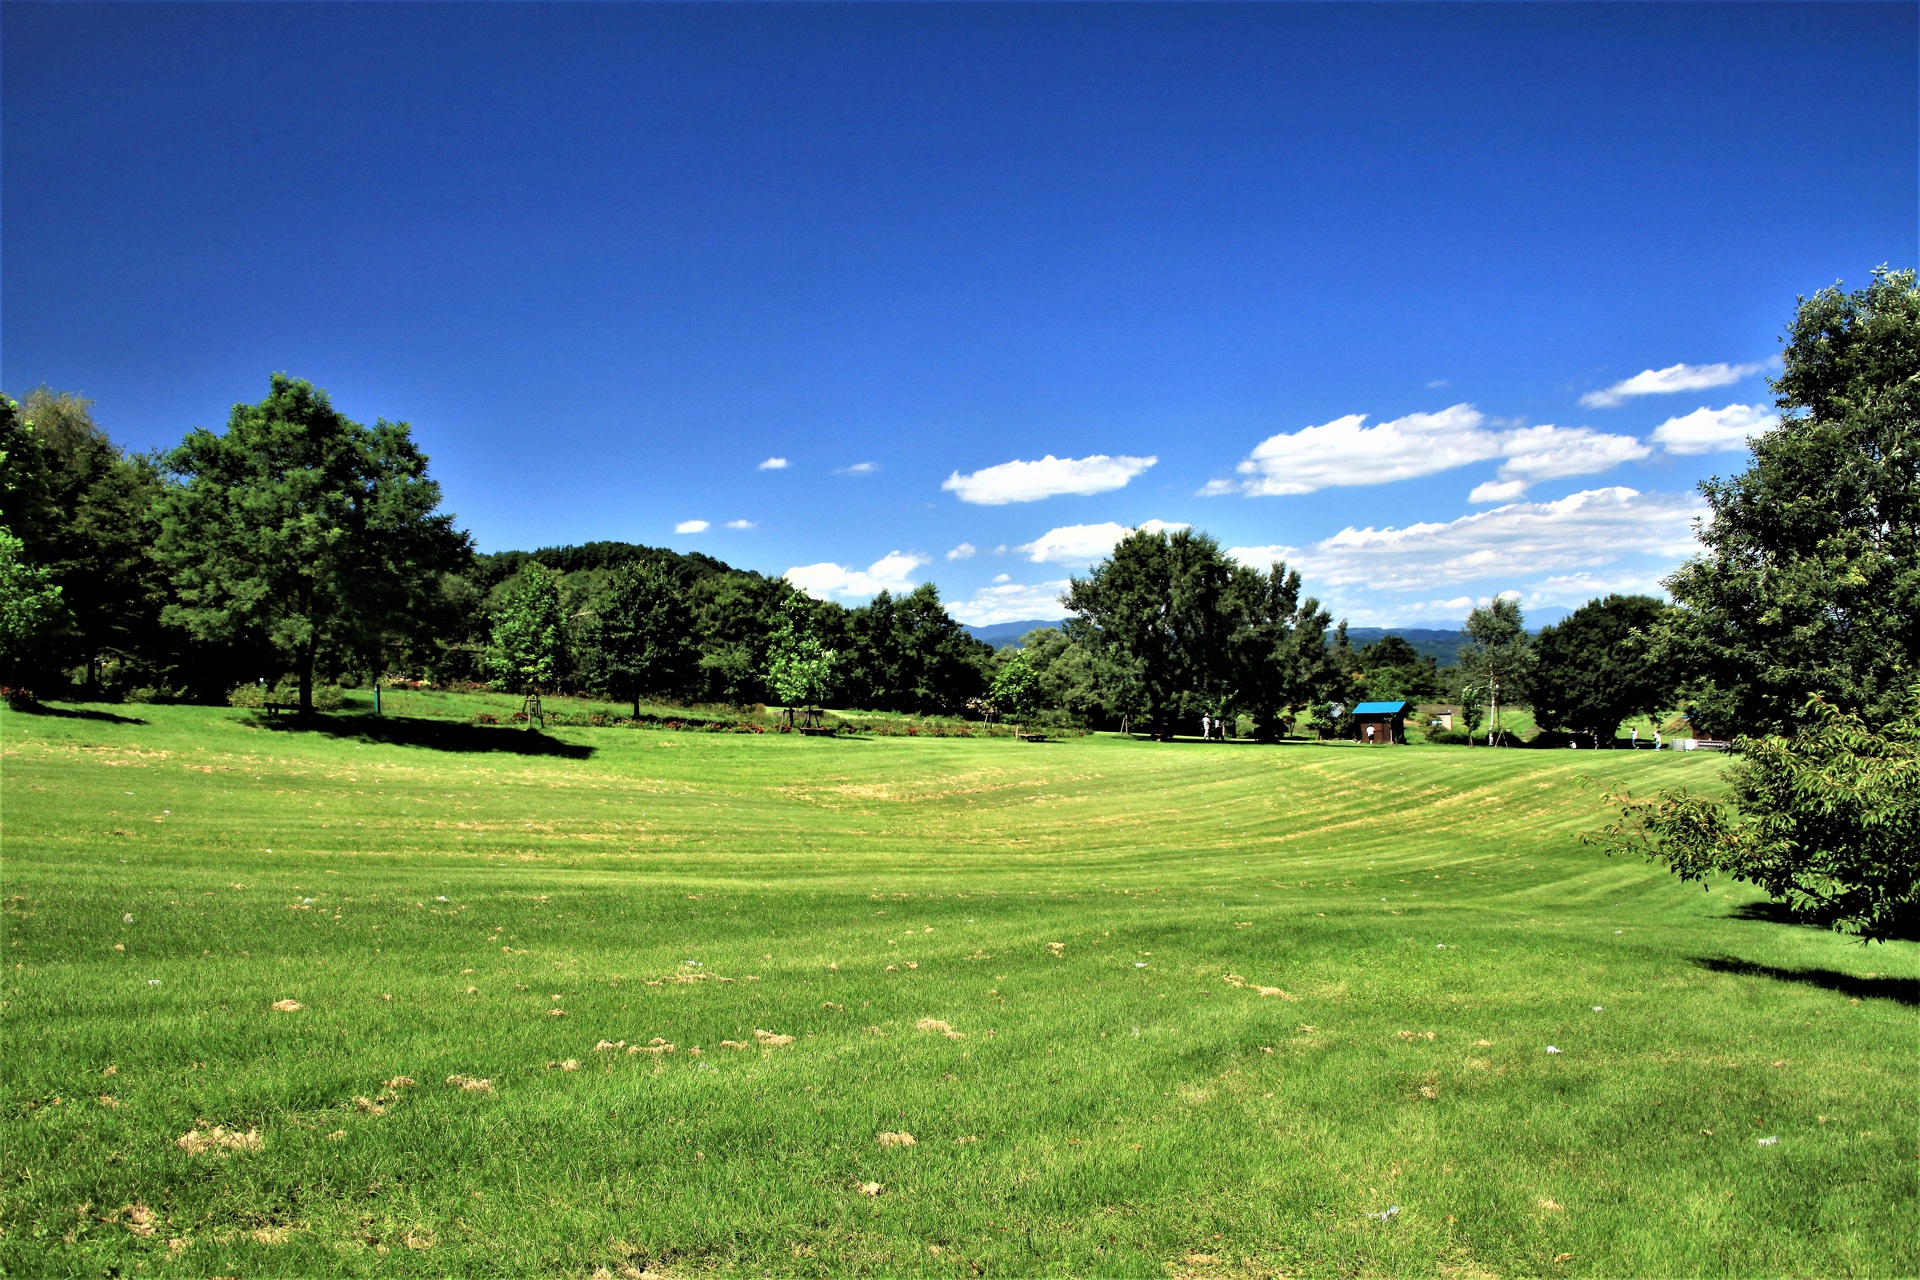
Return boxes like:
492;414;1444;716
2;699;1913;1278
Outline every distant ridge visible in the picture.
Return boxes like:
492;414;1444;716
963;619;1064;649
968;611;1571;661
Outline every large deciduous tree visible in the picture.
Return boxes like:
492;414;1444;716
1659;267;1919;738
1530;594;1671;744
156;375;471;712
1223;561;1342;740
1065;528;1237;737
490;561;567;698
583;559;694;718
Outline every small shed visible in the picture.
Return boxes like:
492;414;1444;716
1352;700;1409;745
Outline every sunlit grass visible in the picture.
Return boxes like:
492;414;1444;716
2;700;1914;1277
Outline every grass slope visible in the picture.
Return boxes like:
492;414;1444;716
2;701;1914;1278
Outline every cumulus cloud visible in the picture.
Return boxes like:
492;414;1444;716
946;579;1074;627
724;519;756;530
837;462;878;476
1468;479;1529;504
757;457;790;471
1227;487;1704;595
946;542;977;561
1523;571;1671;607
1209;405;1650;499
1495;425;1651;482
1581;361;1767;409
784;551;928;601
1220;405;1501;496
674;519;710;534
1649;403;1777;455
942;453;1158;505
1016;518;1188;565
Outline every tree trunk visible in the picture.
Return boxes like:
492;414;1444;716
633;694;641;721
298;642;316;714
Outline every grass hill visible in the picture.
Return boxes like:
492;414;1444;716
3;696;1912;1277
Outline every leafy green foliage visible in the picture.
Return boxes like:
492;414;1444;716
1067;530;1342;737
580;559;695;717
0;528;63;666
1594;691;1920;941
1354;634;1443;704
490;562;566;694
765;594;839;712
987;647;1043;727
155;375;470;711
840;585;989;716
1531;595;1672;743
1456;596;1532;744
1660;267;1920;738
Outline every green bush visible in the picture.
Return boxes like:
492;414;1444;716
227;683;267;709
1592;690;1920;942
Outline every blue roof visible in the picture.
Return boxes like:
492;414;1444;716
1352;701;1410;715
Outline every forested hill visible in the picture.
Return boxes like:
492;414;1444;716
1342;627;1464;667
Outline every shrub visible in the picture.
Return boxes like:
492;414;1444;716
312;684;343;712
227;683;267;709
1591;691;1920;942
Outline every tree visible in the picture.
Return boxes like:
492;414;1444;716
15;388;167;691
765;594;837;723
1592;690;1919;942
1456;596;1532;745
1065;528;1236;737
0;529;63;674
491;561;566;705
989;647;1043;733
1530;595;1672;744
584;559;693;718
1223;561;1342;740
1658;267;1919;738
1355;635;1443;704
156;375;471;712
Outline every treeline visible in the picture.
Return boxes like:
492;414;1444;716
3;269;1913;746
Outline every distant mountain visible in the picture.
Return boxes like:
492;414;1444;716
968;611;1571;661
1344;627;1466;666
963;619;1065;649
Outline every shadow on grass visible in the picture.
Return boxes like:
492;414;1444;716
11;702;148;725
252;713;594;759
1693;956;1919;1007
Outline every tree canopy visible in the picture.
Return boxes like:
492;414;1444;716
156;375;470;711
1530;594;1671;744
1594;689;1920;942
1660;267;1919;738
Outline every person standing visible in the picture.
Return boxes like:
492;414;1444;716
1632;726;1639;749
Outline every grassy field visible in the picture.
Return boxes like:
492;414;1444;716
2;699;1914;1278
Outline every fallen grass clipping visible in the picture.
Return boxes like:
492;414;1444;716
2;697;1915;1277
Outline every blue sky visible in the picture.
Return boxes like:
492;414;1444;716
4;3;1914;627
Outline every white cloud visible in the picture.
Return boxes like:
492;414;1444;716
1426;379;1451;389
1523;571;1671;608
1222;405;1500;496
1016;518;1188;565
1649;403;1777;455
945;542;977;561
942;453;1157;505
724;519;756;530
1494;425;1650;482
757;457;789;471
1468;479;1529;504
1581;361;1767;408
946;579;1074;627
784;550;928;601
674;519;710;534
992;573;1011;584
837;461;878;476
1228;487;1704;595
1211;404;1651;498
